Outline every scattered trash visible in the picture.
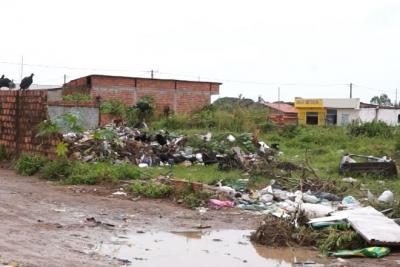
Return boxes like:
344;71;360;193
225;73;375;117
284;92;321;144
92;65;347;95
112;191;127;196
195;224;211;229
330;247;390;258
342;177;358;183
209;199;234;208
301;203;334;219
85;217;115;229
227;134;236;142
138;163;149;168
339;154;398;177
341;196;360;207
378;190;394;203
216;181;236;195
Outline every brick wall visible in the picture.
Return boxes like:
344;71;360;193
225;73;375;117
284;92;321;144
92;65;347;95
64;75;221;114
0;90;56;158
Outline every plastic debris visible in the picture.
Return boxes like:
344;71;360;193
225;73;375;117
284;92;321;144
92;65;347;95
260;194;273;204
301;203;334;219
209;199;235;208
378;190;394;203
341;196;360;207
138;163;149;168
330;247;390;258
227;134;236;142
342;177;358;183
112;191;127;196
302;192;319;204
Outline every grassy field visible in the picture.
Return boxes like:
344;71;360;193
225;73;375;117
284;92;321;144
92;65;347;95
146;120;400;199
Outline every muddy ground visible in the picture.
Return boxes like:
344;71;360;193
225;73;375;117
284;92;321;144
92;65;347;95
0;169;399;267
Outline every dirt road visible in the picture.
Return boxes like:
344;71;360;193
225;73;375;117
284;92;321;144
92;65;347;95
0;169;262;267
1;169;399;267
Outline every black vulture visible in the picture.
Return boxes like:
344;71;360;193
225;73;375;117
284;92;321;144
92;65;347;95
20;73;34;90
155;133;167;146
0;76;14;89
136;102;151;113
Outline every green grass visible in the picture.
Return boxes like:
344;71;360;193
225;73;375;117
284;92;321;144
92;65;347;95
142;164;243;185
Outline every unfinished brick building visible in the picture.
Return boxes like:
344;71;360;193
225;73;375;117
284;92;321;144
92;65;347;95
63;75;221;114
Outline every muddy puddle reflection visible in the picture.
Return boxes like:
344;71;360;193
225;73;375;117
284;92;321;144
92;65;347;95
99;230;326;266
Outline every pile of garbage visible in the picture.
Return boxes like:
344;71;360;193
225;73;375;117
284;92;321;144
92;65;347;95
215;177;400;258
62;124;280;168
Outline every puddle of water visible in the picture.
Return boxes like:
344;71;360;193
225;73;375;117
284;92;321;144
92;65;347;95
99;230;326;267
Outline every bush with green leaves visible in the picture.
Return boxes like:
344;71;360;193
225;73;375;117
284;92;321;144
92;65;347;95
62;93;92;102
281;124;300;138
316;225;365;253
41;158;74;180
347;120;393;138
111;164;141;180
36;113;83;138
15;155;47;176
129;182;172;198
173;184;211;209
100;100;127;118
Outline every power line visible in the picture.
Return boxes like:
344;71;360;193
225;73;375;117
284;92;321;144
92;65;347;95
0;60;146;73
1;59;399;96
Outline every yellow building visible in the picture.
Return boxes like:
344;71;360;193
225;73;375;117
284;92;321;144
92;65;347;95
294;98;326;125
294;98;361;126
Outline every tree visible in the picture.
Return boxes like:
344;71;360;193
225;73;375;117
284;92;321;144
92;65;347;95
370;94;392;106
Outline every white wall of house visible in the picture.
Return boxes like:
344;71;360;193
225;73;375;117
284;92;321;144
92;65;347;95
359;108;377;122
377;109;400;125
337;109;359;125
359;108;400;125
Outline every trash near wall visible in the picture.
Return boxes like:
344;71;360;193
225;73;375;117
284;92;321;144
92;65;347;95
47;101;100;130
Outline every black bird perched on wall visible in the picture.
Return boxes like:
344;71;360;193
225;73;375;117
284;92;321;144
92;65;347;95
0;75;15;89
20;73;34;90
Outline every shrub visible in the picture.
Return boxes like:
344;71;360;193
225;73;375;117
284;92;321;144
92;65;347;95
41;158;74;180
316;225;365;253
348;121;393;138
281;124;300;138
63;174;98;185
59;162;141;185
100;100;127;118
111;164;141;180
62;93;92;102
15;155;47;176
129;182;172;198
173;184;211;209
260;120;276;132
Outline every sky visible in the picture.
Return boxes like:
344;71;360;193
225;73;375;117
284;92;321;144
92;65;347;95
1;0;400;103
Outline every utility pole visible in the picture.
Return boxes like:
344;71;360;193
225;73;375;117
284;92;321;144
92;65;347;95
150;70;154;79
349;83;353;98
278;86;281;102
20;56;24;81
396;88;398;107
63;74;67;84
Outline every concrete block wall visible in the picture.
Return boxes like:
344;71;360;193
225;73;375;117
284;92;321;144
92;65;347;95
47;101;100;130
